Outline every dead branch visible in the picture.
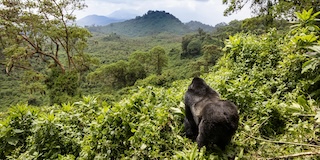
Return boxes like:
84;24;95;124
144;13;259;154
246;133;320;148
265;151;320;160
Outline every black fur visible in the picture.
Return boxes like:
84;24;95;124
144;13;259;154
184;77;239;150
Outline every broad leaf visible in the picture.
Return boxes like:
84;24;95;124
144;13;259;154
302;59;317;73
7;137;19;146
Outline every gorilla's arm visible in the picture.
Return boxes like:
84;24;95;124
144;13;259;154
185;103;198;137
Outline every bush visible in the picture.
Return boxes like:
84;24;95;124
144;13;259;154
0;105;39;159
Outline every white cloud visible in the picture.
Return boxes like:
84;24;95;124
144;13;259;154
75;0;252;26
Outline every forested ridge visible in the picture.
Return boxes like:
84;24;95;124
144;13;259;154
86;10;214;36
1;0;320;159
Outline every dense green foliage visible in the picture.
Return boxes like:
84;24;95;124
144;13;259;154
1;9;320;159
46;68;81;104
223;0;320;20
181;29;217;58
81;29;224;100
223;0;320;29
86;46;168;90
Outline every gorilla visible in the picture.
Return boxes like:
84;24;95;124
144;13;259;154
184;77;239;150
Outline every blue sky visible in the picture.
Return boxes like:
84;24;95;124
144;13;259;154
75;0;252;26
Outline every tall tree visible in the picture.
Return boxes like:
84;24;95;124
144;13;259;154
0;0;91;104
129;51;151;74
149;46;168;75
0;0;91;74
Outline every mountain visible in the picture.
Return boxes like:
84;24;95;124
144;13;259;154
86;10;217;37
108;9;140;20
76;15;125;27
86;10;191;36
185;21;215;32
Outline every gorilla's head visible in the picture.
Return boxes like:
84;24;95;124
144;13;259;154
188;77;219;98
188;77;207;95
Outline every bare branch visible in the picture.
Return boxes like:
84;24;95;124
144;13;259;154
265;151;320;160
20;34;38;50
245;132;320;148
19;34;65;72
38;50;65;73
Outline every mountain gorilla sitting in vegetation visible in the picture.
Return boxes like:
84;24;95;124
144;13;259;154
184;77;239;150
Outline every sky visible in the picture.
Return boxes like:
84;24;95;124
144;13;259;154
75;0;253;26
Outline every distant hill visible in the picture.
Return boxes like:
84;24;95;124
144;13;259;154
185;21;215;32
76;15;125;27
108;9;140;20
87;10;191;36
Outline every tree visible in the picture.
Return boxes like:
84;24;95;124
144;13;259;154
45;67;80;104
0;0;91;74
181;35;193;57
202;44;222;72
127;60;147;85
222;0;320;26
0;0;91;104
149;46;168;75
187;39;202;57
181;30;214;58
129;51;151;74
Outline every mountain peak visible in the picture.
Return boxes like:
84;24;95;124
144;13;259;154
138;10;181;23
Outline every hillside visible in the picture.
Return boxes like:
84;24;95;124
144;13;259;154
86;10;218;37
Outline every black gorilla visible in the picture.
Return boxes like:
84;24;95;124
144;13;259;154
184;77;239;150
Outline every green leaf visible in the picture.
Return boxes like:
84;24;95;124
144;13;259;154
295;12;303;20
13;129;24;134
302;59;317;73
315;111;320;123
308;45;320;54
314;75;320;83
170;107;183;115
238;148;244;159
140;143;147;150
190;145;198;160
311;11;320;20
287;103;303;112
297;96;308;110
244;125;251;131
7;137;19;146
